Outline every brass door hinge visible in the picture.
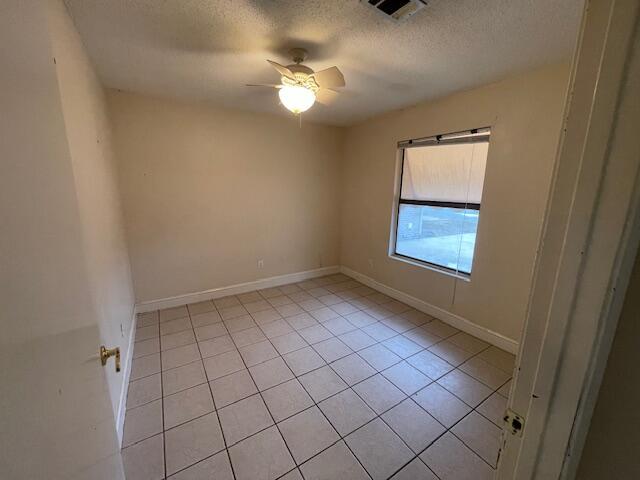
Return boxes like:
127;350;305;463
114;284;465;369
504;409;525;437
100;346;121;372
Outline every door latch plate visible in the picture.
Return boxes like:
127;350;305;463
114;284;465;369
504;409;525;437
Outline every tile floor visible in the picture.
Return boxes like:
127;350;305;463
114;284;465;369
123;273;515;480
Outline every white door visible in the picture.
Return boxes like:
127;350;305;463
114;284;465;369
0;329;125;480
0;1;124;478
497;0;640;478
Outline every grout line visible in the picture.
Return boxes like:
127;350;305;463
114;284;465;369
223;313;301;477
128;320;507;394
125;274;514;477
139;351;485;434
382;353;510;478
157;319;167;478
135;298;450;356
130;338;505;457
290;374;374;479
188;308;239;480
340;375;428;477
127;335;494;433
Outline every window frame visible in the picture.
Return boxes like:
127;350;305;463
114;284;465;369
388;127;490;279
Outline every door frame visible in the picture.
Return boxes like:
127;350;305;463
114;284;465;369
497;0;640;478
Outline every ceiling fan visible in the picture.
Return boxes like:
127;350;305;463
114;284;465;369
247;48;345;115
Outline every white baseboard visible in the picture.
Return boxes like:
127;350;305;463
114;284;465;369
340;266;519;354
132;263;518;354
135;266;341;313
116;309;137;446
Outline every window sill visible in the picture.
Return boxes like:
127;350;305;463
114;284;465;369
388;254;471;282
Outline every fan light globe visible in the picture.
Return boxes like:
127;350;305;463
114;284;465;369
278;85;315;114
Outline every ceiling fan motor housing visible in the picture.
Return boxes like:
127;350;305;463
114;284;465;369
288;64;314;76
289;47;308;64
282;66;319;92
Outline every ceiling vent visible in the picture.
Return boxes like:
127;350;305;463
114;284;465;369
362;0;427;21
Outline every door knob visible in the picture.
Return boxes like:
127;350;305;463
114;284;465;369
100;346;121;372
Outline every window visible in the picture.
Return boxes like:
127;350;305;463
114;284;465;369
391;128;490;276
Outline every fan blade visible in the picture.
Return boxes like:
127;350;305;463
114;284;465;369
267;60;295;79
246;83;282;88
311;66;345;88
315;88;339;105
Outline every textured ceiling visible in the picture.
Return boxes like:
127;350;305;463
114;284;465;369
64;0;583;126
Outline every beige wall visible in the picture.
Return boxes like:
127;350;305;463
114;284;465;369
48;0;135;422
109;64;569;343
340;63;570;342
108;92;343;303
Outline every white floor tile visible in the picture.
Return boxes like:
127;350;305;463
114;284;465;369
318;388;376;436
249;356;295;391
190;310;222;328
358;343;402;371
231;326;267;348
283;346;326;376
228;426;295;480
163;384;214;429
123;399;163;447
383;335;424;358
298;365;348;402
165;412;225;475
420;432;494;480
133;338;160;359
270;331;308;355
127;373;161;409
262;379;314;422
459;356;511;389
122;433;164;480
412;383;471;428
279;406;339;464
203;350;245;380
382;361;431;395
390;458;438;480
477;391;508;427
209;369;258;408
312;337;353;363
160;317;192;336
168;450;233;480
330;353;376;385
162;330;197;350
353;374;406;414
161;343;201;371
406;350;454;380
345;418;414;480
194;323;228;342
162;360;206;396
130;353;161;381
428;341;475;366
238;340;278;367
300;441;369;480
382;398;445;453
452;411;502;467
198;335;236;359
437;369;493;407
187;300;216;316
218;394;273;445
477;346;516;373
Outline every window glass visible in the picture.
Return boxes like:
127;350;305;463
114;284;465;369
393;132;489;275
